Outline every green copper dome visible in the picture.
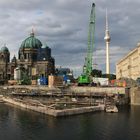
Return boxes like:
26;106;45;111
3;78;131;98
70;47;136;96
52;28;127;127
20;32;42;49
42;43;49;49
0;45;9;53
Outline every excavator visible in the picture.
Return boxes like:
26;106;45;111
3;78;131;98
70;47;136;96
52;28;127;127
78;3;95;86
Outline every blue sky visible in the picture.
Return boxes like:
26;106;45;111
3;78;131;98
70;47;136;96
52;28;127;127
0;0;139;77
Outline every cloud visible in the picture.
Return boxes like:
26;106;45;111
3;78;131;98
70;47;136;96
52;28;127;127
0;0;139;77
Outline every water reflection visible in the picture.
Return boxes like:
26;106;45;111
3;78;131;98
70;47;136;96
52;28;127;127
0;104;140;140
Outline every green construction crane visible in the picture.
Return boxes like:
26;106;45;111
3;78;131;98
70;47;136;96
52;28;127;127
78;3;95;86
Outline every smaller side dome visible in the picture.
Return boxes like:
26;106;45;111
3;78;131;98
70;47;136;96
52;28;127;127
42;43;49;49
11;55;17;63
0;45;9;53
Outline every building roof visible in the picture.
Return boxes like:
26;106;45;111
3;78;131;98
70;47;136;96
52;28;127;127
20;32;42;49
0;45;9;53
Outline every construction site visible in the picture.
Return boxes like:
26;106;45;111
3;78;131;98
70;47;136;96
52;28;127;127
0;84;129;116
0;3;138;117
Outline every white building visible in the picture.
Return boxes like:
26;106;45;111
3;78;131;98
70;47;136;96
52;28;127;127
116;43;140;80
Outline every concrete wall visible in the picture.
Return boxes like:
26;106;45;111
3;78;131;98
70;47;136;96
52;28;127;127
3;97;104;117
130;87;140;105
69;86;127;94
0;85;129;96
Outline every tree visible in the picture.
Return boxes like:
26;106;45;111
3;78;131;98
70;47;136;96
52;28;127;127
91;69;102;77
21;71;31;85
102;74;116;80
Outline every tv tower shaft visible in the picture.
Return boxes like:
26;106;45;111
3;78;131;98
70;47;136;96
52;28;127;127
104;9;111;74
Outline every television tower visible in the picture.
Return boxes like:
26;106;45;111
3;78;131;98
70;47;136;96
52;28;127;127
104;9;111;74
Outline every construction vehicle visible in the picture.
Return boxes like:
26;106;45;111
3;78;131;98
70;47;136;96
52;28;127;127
78;3;95;86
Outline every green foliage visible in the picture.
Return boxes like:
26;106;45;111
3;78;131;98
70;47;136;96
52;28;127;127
102;74;116;80
21;72;31;85
90;69;116;80
91;69;102;77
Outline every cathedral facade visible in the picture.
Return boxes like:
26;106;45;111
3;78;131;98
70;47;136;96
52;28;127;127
0;31;55;83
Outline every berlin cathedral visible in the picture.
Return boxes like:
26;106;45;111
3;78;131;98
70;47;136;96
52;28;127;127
0;31;55;83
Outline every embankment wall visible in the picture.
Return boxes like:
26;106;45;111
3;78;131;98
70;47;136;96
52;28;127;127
3;97;104;117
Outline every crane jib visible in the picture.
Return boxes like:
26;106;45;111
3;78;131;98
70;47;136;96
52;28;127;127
78;3;95;85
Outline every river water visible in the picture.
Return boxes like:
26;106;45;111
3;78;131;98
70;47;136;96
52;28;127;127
0;103;140;140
